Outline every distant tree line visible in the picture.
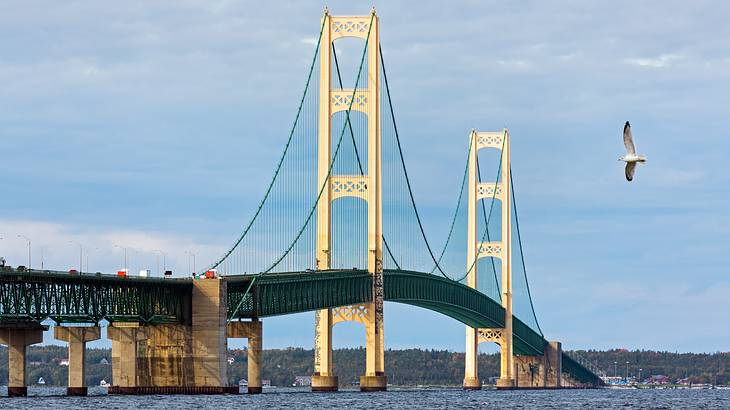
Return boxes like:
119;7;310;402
1;346;728;387
575;349;730;384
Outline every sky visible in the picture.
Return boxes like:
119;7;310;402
1;1;729;355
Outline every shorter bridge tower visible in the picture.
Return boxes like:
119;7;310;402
312;9;386;392
464;129;515;389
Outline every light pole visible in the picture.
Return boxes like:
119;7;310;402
185;250;198;276
40;246;46;270
153;250;166;276
69;240;83;272
17;235;31;269
638;368;642;383
625;361;629;381
614;361;618;378
133;248;140;274
113;244;128;272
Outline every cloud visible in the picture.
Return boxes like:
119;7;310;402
0;219;223;276
624;54;685;68
300;37;318;47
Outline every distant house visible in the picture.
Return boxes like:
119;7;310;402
647;375;670;384
227;357;235;365
293;375;312;386
59;359;69;366
99;358;109;365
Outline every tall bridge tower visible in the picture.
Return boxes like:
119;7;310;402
464;129;515;389
312;9;386;392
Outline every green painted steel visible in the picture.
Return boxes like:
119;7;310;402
226;270;372;319
225;269;547;355
0;267;598;384
383;270;503;329
0;268;190;325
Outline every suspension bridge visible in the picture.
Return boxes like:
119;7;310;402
0;9;602;396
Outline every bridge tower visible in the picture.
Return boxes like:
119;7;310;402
312;9;386;392
463;129;515;390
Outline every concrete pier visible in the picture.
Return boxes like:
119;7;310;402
227;319;262;394
0;326;46;397
108;323;149;390
192;278;229;389
359;375;387;392
54;326;101;396
146;324;195;388
514;341;563;388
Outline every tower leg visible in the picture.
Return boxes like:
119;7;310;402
463;327;481;390
496;342;515;389
312;308;338;391
360;302;386;392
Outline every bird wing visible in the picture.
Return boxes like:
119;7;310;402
625;162;636;181
623;121;636;155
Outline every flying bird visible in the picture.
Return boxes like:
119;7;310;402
619;121;647;181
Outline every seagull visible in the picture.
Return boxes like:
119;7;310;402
619;121;646;181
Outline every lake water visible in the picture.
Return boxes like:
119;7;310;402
1;387;729;409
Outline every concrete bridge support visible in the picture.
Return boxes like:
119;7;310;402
514;341;562;388
227;319;263;394
0;326;46;397
106;278;236;394
108;323;149;390
146;324;194;388
191;278;230;390
54;326;100;396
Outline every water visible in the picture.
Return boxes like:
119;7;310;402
1;387;729;409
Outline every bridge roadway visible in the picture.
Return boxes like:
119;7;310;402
0;267;600;386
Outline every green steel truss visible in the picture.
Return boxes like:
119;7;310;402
226;269;546;356
226;270;373;319
0;267;599;384
0;269;190;325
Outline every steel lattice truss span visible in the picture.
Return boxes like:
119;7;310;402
0;269;190;325
0;268;599;385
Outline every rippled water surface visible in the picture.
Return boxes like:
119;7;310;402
1;387;729;409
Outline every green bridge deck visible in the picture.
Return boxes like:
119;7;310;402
0;267;601;385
